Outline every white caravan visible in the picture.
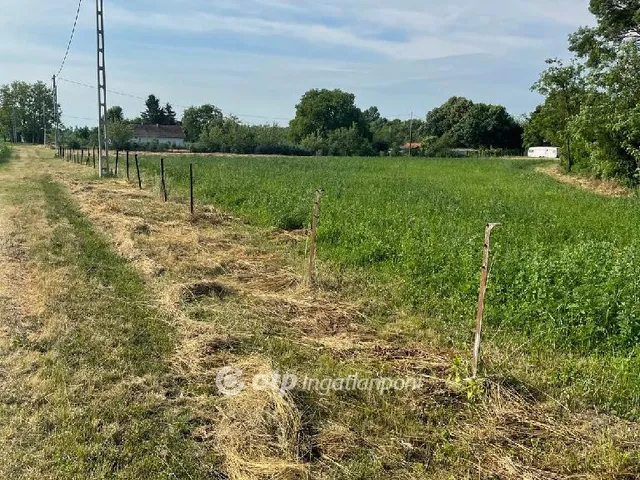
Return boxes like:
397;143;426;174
528;147;559;159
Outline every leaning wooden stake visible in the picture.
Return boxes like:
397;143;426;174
472;223;501;378
160;158;168;202
135;154;142;189
189;163;195;216
307;189;323;285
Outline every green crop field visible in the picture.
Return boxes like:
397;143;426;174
138;154;640;416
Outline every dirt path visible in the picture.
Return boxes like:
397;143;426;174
1;146;639;479
537;164;635;198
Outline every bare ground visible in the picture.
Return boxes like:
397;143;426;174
1;146;639;479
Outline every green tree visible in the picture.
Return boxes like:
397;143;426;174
107;106;124;123
141;95;164;125
0;81;59;143
569;0;640;67
362;106;381;124
452;103;523;150
531;59;586;170
324;124;375;156
424;97;474;138
182;104;223;142
522;106;552;149
289;89;368;142
109;121;133;150
164;103;177;126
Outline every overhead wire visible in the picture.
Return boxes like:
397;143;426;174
58;77;293;123
56;0;84;77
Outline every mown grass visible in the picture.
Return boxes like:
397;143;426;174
0;168;216;477
138;154;640;418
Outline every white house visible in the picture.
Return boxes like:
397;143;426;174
132;125;186;147
528;146;559;159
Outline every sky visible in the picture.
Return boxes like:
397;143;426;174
0;0;595;127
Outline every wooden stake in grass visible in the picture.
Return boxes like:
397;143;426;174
189;163;195;216
126;151;130;181
472;222;501;378
135;154;142;189
160;158;168;202
308;189;323;285
115;150;119;177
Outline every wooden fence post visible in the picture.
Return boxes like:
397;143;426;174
135;154;142;189
160;157;168;202
190;163;195;216
115;150;119;177
472;223;501;378
126;151;130;181
308;189;323;285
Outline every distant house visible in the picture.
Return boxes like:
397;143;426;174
131;125;186;147
400;142;422;151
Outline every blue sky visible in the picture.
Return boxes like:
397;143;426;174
0;0;594;127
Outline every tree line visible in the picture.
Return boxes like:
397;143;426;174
0;79;525;157
524;0;640;184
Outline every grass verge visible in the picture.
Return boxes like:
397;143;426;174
0;160;216;477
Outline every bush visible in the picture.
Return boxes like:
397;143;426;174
301;125;375;157
0;142;11;162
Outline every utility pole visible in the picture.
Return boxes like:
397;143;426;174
53;75;59;150
409;111;414;157
43;98;47;146
96;0;109;176
11;104;17;143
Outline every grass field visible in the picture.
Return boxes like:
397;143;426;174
138;154;640;416
2;147;639;479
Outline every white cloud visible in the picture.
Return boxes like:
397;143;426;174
0;0;595;126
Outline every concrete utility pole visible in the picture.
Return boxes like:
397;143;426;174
408;111;414;157
11;104;17;143
96;0;109;176
43;98;47;145
53;75;59;150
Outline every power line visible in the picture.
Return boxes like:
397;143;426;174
58;77;292;123
56;0;84;77
62;114;96;121
58;77;183;107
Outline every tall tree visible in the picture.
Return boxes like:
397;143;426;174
289;89;368;142
362;106;381;124
0;81;59;143
570;0;640;66
141;94;164;125
531;59;586;171
164;103;177;126
107;106;124;123
182;104;224;142
424;97;474;138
